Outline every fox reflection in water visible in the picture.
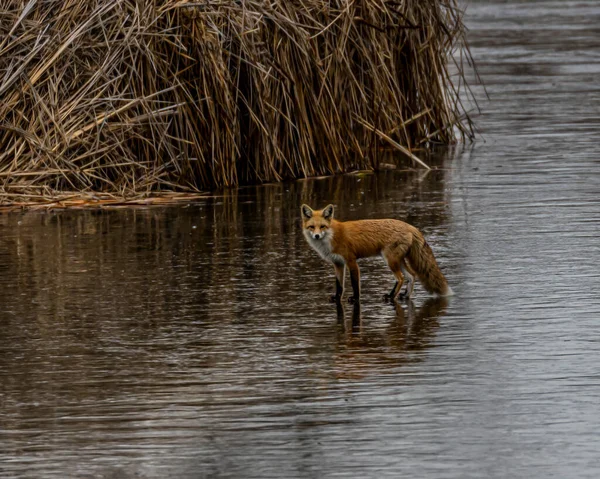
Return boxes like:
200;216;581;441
332;298;448;379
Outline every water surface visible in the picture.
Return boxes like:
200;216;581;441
1;1;600;477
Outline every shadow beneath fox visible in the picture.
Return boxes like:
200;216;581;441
332;297;449;378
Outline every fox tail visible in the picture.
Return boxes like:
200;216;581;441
408;232;453;296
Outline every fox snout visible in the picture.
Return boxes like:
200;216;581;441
307;229;327;240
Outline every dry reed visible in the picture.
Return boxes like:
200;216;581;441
0;0;474;206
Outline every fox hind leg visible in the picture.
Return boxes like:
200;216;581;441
398;260;415;299
383;243;411;302
383;281;399;301
383;257;405;302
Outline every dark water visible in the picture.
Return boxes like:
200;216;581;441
1;1;600;478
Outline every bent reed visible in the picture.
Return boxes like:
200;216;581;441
0;0;474;206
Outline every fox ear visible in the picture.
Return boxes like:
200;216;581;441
301;204;313;219
322;204;334;220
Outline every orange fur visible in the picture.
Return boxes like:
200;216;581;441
301;204;452;302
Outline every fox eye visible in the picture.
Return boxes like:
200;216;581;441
321;225;327;230
308;225;315;230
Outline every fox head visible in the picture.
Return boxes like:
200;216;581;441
301;204;334;241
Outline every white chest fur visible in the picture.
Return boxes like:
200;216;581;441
304;231;345;266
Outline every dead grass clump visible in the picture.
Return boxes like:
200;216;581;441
0;0;474;205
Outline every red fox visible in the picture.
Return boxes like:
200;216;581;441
301;204;453;303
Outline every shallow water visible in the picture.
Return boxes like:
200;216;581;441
1;1;600;478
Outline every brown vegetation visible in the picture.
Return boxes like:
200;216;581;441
0;0;474;207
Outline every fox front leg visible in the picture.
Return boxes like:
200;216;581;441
347;259;360;304
330;263;346;303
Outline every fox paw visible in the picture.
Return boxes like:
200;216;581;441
382;294;393;302
347;296;360;304
329;295;341;303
